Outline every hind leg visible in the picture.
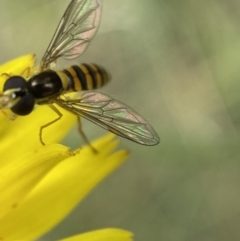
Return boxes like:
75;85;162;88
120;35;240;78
77;116;97;153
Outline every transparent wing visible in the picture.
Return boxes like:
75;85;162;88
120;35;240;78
40;0;103;70
57;92;160;146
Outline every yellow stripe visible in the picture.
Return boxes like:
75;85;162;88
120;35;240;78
79;65;93;90
86;77;93;90
66;67;77;77
56;71;68;90
99;66;107;86
89;64;102;88
73;77;82;91
78;64;88;74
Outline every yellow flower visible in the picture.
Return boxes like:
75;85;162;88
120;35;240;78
0;55;133;241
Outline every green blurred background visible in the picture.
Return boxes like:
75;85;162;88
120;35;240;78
1;0;240;240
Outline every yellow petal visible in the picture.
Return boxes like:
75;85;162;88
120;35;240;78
0;54;76;167
0;54;36;89
58;228;133;241
0;53;35;75
0;55;132;241
0;144;71;220
0;104;76;168
0;134;129;240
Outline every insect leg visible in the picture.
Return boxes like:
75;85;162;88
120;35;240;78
39;104;62;145
77;116;97;153
20;67;31;78
1;67;31;79
1;110;18;121
1;73;11;78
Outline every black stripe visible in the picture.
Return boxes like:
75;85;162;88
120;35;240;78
101;66;108;81
94;64;106;87
63;69;75;91
72;65;87;90
82;63;97;89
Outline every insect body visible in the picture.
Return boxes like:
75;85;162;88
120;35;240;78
0;0;160;146
4;63;110;116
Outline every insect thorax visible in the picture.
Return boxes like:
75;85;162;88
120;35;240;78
28;70;63;99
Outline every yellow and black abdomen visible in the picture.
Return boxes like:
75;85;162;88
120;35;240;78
59;63;111;92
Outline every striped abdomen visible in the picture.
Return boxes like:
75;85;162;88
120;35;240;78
59;63;111;92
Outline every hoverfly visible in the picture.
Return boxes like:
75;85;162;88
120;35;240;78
0;0;160;147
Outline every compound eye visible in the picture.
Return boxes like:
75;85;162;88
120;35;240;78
11;94;35;116
3;76;35;116
3;76;28;91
